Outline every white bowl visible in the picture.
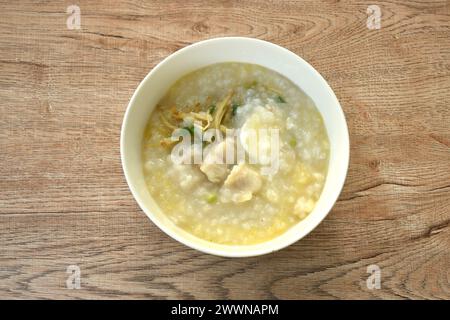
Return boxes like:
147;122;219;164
121;37;349;257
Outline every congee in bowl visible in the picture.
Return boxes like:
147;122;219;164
142;62;330;245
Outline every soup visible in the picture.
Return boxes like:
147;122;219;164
142;62;329;245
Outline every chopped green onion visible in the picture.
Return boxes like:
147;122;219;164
289;137;297;147
208;104;216;115
182;124;195;135
231;103;239;116
206;193;218;204
276;95;286;103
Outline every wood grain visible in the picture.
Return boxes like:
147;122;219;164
0;0;449;299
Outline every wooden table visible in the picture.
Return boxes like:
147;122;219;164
1;0;449;300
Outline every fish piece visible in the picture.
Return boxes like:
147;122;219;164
220;163;262;203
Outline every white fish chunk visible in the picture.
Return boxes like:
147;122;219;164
200;138;234;183
239;106;282;177
220;163;262;203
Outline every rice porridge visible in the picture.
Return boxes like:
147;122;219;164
142;62;329;245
